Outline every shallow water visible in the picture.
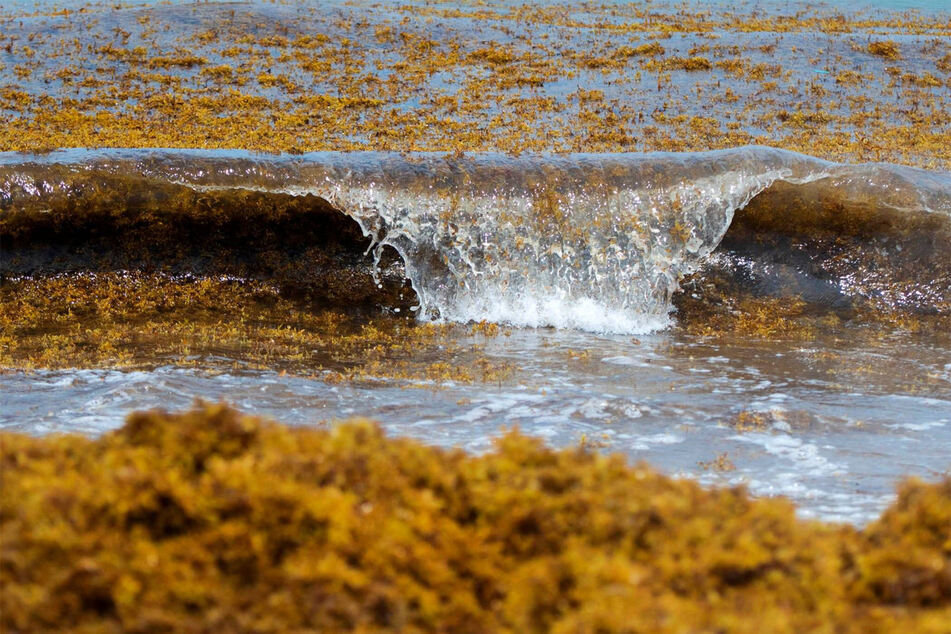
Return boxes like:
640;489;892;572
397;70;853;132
5;323;950;524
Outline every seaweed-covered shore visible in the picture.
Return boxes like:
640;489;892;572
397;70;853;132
2;404;950;633
2;0;950;627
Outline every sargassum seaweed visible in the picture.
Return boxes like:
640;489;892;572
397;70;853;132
2;404;949;633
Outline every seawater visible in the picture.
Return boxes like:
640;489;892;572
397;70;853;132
3;147;951;523
2;0;946;13
4;325;950;524
2;0;950;526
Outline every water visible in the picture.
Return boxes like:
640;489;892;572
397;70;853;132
3;149;951;524
2;0;946;13
2;0;950;526
4;326;950;524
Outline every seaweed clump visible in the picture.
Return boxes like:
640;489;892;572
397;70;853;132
868;40;901;60
2;405;950;632
0;272;510;384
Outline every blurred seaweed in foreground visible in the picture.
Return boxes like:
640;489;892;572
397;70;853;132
2;405;949;633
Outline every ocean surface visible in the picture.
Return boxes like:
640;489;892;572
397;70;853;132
1;0;947;13
2;0;950;525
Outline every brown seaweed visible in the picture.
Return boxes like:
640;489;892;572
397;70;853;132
1;404;949;632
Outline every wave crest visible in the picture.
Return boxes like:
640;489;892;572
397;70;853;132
2;147;948;333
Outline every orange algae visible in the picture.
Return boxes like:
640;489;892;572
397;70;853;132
0;273;520;385
868;40;901;60
675;293;819;340
0;3;949;168
645;56;713;72
1;404;949;633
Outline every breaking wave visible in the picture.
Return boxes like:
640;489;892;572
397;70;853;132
2;147;949;333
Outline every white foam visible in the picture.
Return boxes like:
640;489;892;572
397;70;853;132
886;420;946;431
733;432;840;477
444;295;671;335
